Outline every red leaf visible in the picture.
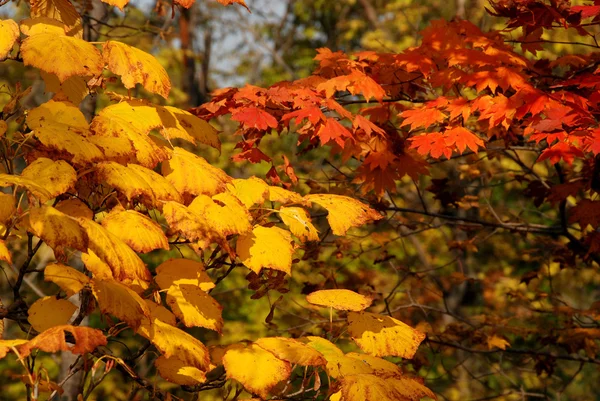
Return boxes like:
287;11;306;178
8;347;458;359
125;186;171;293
316;118;353;147
443;126;484;154
231;148;271;164
231;107;278;130
569;200;600;229
537;142;585;165
400;108;446;130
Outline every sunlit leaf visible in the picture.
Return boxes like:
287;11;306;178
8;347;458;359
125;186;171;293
103;41;171;98
91;279;150;329
28;296;77;332
306;289;372;311
20;17;67;36
236;226;294;274
188;192;252;238
40;71;88;104
162;147;232;199
0;240;12;265
21;33;103;82
0;174;53;201
347;311;425;358
255;337;326;366
0;193;16;223
101;0;129;11
304;194;382;235
28;205;88;252
279;207;319;242
155;355;207;386
155;259;215;291
55;198;93;220
44;263;90;296
166;284;223;332
101;207;169;253
0;19;19;61
21;158;77;203
268;186;304;204
29;0;83;37
227;177;269;208
0;339;29;359
222;343;291;399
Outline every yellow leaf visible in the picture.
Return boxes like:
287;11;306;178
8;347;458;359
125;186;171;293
78;219;151;287
304;194;382;235
0;239;12;265
81;250;114;281
236;226;294;275
103;41;171;98
27;99;89;128
386;376;436;401
338;374;408;401
487;335;510;350
306;289;372;312
279;207;319;242
30;0;83;37
162;147;231;199
90;114;168;168
143;299;177;326
300;336;343;358
0;174;53;201
0;19;19;61
21;158;77;203
139;318;210;370
223;343;291;399
91;279;150;329
44;263;90;296
268;186;304;204
40;71;88;104
19;325;107;358
188;192;252;237
21;33;103;82
155;356;207;386
95;162;182;208
55;198;93;220
347;311;425;358
155;259;214;291
101;207;168;253
20;17;66;36
94;101;219;150
166;284;223;332
0;193;16;224
227;177;269;208
162;201;229;251
28;296;77;332
302;337;372;378
345;352;402;378
255;337;326;366
28;205;88;252
101;0;129;11
0;339;29;359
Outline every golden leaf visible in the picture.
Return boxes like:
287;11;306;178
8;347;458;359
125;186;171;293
0;193;16;224
40;71;88;104
21;33;103;82
338;374;403;401
300;336;373;378
279;207;319;242
44;263;90;296
386;376;436;401
30;0;83;37
0;339;29;359
28;296;77;332
0;20;19;61
162;147;232;199
27;99;89;128
306;289;372;312
162;201;228;250
155;356;207;386
0;239;12;265
155;259;215;291
28;205;88;252
21;158;77;203
20;17;67;36
19;325;107;358
300;336;343;358
304;194;382;235
227;177;269;208
95;162;182;208
101;207;168;253
236;226;294;275
268;186;304;204
100;0;129;11
161;106;219;149
91;279;150;329
90;114;168;168
81;250;115;281
103;41;171;98
255;337;326;366
55;199;93;220
78;219;151;287
143;300;177;326
0;174;53;201
345;352;402;377
166;284;223;332
139;318;210;371
347;311;425;358
487;335;510;350
223;343;291;399
188;192;252;237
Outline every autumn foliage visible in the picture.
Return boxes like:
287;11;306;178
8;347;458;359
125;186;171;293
1;0;600;399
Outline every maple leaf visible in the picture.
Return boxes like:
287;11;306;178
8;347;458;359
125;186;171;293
215;0;250;11
282;107;325;126
400;107;446;130
316;118;353;147
409;132;452;159
231;148;271;164
537;142;585;165
443;126;484;154
569;200;600;229
231;107;278;130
